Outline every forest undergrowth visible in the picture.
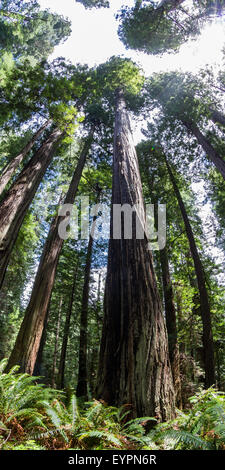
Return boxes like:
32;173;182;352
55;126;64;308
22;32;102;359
0;359;225;451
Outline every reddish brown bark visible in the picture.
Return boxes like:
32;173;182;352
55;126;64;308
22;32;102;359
0;127;63;288
0;120;51;197
6;133;94;374
96;89;175;420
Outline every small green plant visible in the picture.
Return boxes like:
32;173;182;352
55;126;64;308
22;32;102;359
148;388;225;450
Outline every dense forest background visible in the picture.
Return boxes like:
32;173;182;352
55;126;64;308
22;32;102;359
0;0;225;451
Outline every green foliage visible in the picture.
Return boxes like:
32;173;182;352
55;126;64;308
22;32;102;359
0;362;157;450
149;388;225;450
0;0;71;62
1;365;224;450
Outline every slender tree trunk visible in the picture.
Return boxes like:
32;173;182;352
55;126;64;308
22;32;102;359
209;108;225;127
58;264;78;389
52;296;63;388
182;120;225;180
0;127;63;289
33;307;49;377
215;345;221;390
165;159;215;388
76;195;100;399
0;120;51;197
6;132;94;374
89;273;102;395
97;89;175;420
159;247;182;408
175;284;186;354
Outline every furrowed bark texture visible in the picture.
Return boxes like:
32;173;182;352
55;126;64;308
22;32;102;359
0;127;63;289
6;134;94;374
166;159;215;388
159;247;182;408
58;265;78;389
182;120;225;180
158;0;185;11
0;120;51;197
97;89;175;420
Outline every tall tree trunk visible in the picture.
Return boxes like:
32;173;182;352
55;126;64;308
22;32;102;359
6;132;94;374
0;127;63;289
76;194;100;399
97;89;175;420
182;120;225;180
159;247;182;408
209;108;225;127
165;159;215;388
52;296;63;388
58;264;78;390
0;120;51;197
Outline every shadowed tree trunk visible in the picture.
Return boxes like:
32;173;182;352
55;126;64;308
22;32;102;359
0;127;63;289
6;132;95;374
182;120;225;180
97;89;175;420
165;158;215;388
58;264;78;390
0;120;51;197
76;192;101;399
52;296;63;388
159;247;182;408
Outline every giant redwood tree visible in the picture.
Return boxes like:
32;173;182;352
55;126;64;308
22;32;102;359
0;127;64;289
6;131;95;374
96;58;175;420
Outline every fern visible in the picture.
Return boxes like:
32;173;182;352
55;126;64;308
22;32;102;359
162;429;213;450
1;359;225;451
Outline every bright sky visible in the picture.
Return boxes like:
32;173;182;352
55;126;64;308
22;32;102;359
36;1;224;266
38;0;224;76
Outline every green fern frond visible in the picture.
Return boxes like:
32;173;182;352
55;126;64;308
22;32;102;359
163;430;214;450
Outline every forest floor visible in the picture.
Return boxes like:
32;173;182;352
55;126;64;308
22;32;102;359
0;360;225;451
